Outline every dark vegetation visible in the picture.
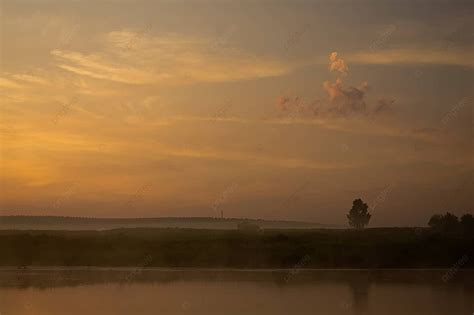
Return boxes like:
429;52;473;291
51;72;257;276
1;227;472;269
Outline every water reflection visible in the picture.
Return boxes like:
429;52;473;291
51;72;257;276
348;273;370;314
0;269;472;315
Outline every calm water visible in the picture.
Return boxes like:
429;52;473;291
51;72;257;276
0;268;472;315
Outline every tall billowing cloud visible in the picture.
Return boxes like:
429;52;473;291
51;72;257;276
322;78;369;115
329;52;348;75
276;52;394;117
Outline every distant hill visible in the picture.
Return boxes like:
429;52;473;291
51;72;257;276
0;216;341;230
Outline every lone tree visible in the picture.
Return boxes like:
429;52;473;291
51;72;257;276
347;198;371;229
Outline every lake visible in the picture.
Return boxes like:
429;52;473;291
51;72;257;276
0;268;472;314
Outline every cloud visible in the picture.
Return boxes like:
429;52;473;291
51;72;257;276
11;73;49;85
347;49;474;68
276;52;394;118
323;52;374;116
51;49;165;85
274;94;321;118
50;31;290;86
0;77;23;89
322;78;369;115
329;52;348;75
158;146;354;171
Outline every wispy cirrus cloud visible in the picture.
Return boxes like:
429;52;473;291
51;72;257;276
0;77;23;89
50;30;291;86
52;49;166;85
10;73;50;85
155;145;354;171
347;49;474;68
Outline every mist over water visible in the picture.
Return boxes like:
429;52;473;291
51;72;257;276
1;269;472;315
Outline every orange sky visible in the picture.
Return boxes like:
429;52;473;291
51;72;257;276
1;0;473;225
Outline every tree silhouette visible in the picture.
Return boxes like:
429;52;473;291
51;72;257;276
428;212;459;232
347;199;371;229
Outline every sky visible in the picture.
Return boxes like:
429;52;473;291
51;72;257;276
0;0;473;226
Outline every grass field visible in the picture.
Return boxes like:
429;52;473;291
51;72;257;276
1;228;472;269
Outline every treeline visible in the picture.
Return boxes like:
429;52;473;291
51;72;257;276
428;213;473;234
